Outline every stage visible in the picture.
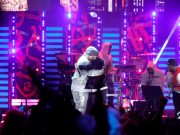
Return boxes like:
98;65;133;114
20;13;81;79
0;0;179;116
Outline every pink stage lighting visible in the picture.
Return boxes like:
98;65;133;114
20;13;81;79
36;36;40;40
88;37;91;41
136;68;142;75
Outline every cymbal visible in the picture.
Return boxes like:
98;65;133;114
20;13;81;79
137;53;157;56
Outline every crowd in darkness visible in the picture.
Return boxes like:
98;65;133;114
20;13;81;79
0;68;179;135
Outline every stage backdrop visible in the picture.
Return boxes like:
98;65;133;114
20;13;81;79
127;12;152;55
70;12;97;62
15;12;41;99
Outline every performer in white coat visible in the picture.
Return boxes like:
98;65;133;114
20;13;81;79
71;46;107;114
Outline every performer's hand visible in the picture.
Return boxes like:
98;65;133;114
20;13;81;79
75;63;78;69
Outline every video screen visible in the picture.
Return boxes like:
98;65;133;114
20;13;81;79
60;0;78;12
0;0;28;11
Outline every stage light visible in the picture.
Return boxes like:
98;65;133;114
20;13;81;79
12;49;16;53
67;12;72;19
152;11;156;16
137;69;142;74
67;23;71;61
42;12;45;17
41;11;46;87
36;36;40;40
89;12;97;18
123;11;127;64
68;24;71;30
11;15;16;98
97;16;101;47
154;16;180;64
178;22;180;27
88;37;91;41
152;12;156;46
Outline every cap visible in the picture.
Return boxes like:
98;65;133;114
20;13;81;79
167;58;178;66
86;46;99;56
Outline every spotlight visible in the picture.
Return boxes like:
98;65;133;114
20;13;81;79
67;12;72;19
36;36;40;40
12;49;16;53
178;22;180;27
88;37;91;41
152;11;156;16
136;68;142;75
89;12;97;18
139;37;142;41
35;68;39;72
154;16;180;64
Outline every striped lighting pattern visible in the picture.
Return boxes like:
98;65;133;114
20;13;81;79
152;11;157;61
67;13;71;62
178;22;180;62
102;28;120;66
68;24;71;62
11;16;16;98
123;11;127;64
45;27;64;90
97;16;102;47
41;11;46;86
11;99;39;106
0;26;9;108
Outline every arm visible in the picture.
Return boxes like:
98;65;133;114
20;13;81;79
165;71;173;88
160;71;165;92
177;73;180;84
79;63;95;70
165;71;173;98
79;58;104;71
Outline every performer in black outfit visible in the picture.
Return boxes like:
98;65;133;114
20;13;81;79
79;57;107;114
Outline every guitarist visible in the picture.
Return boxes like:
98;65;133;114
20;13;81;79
166;58;180;120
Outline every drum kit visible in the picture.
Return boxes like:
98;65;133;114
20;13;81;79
114;52;157;105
